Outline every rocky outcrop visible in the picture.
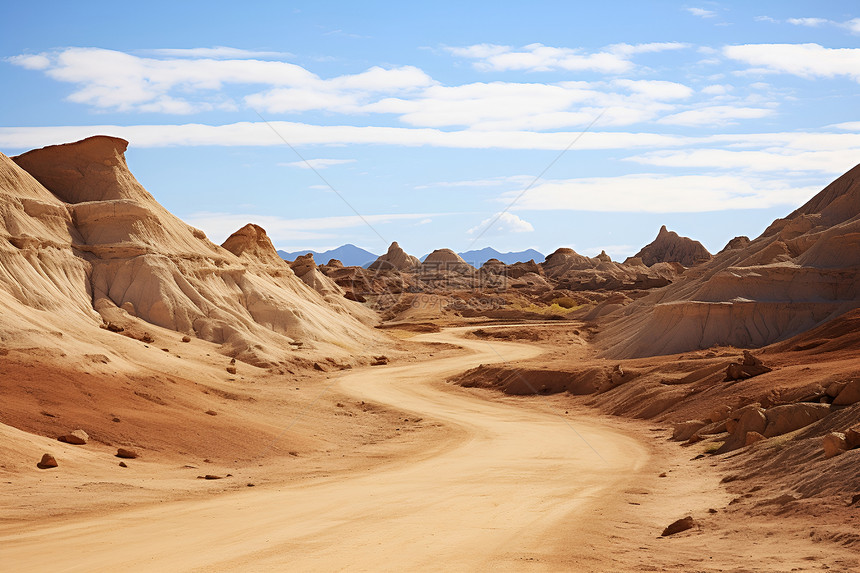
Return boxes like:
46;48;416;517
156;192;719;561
222;223;287;267
634;225;712;267
420;249;474;275
725;351;772;381
598;162;860;358
719;236;751;253
763;403;830;438
717;404;766;453
369;242;419;271
3;136;380;367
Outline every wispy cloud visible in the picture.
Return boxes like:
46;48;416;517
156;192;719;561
415;175;534;189
0;122;694;151
505;174;821;213
786;17;828;27
281;158;356;169
445;42;689;74
626;148;860;174
686;7;716;18
657;104;775;126
724;43;860;82
756;16;860;34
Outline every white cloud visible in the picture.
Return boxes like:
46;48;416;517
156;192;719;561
444;42;687;74
831;121;860;131
281;158;356;169
6;54;50;70
507;174;820;213
0;123;694;152
686;7;716;18
415;175;534;189
724;43;860;82
467;212;534;235
7;47;434;114
364;79;692;130
787;17;828;27
627;148;860;174
783;17;860;33
658;105;774;126
701;84;732;95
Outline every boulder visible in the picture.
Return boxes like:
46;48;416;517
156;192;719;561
745;431;766;446
661;516;696;537
845;425;860;450
672;420;707;442
116;448;139;459
37;453;58;469
763;403;831;438
833;380;860;406
59;429;89;445
717;405;766;453
694;419;728;436
725;351;772;381
822;432;848;458
826;380;849;398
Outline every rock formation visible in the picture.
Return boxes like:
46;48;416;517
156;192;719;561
598;162;860;358
634;225;712;267
369;242;420;271
2;136;380;367
420;249;474;275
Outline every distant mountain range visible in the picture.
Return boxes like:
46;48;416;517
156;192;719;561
419;247;545;266
277;244;379;267
279;244;546;268
457;247;545;266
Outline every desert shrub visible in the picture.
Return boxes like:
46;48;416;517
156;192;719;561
551;296;579;309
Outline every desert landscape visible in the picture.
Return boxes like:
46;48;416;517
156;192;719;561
4;3;860;571
0;134;858;571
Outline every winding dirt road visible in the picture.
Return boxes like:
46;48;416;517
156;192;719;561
1;327;650;571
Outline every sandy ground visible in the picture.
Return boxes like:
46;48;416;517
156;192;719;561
0;328;854;572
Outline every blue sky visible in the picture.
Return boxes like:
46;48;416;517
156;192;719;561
2;1;860;259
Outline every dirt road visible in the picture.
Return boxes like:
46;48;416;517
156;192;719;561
0;327;651;571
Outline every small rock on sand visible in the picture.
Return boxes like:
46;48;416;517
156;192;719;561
59;429;89;445
116;448;139;459
661;516;696;537
822;432;848;458
119;461;128;468
37;453;58;469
